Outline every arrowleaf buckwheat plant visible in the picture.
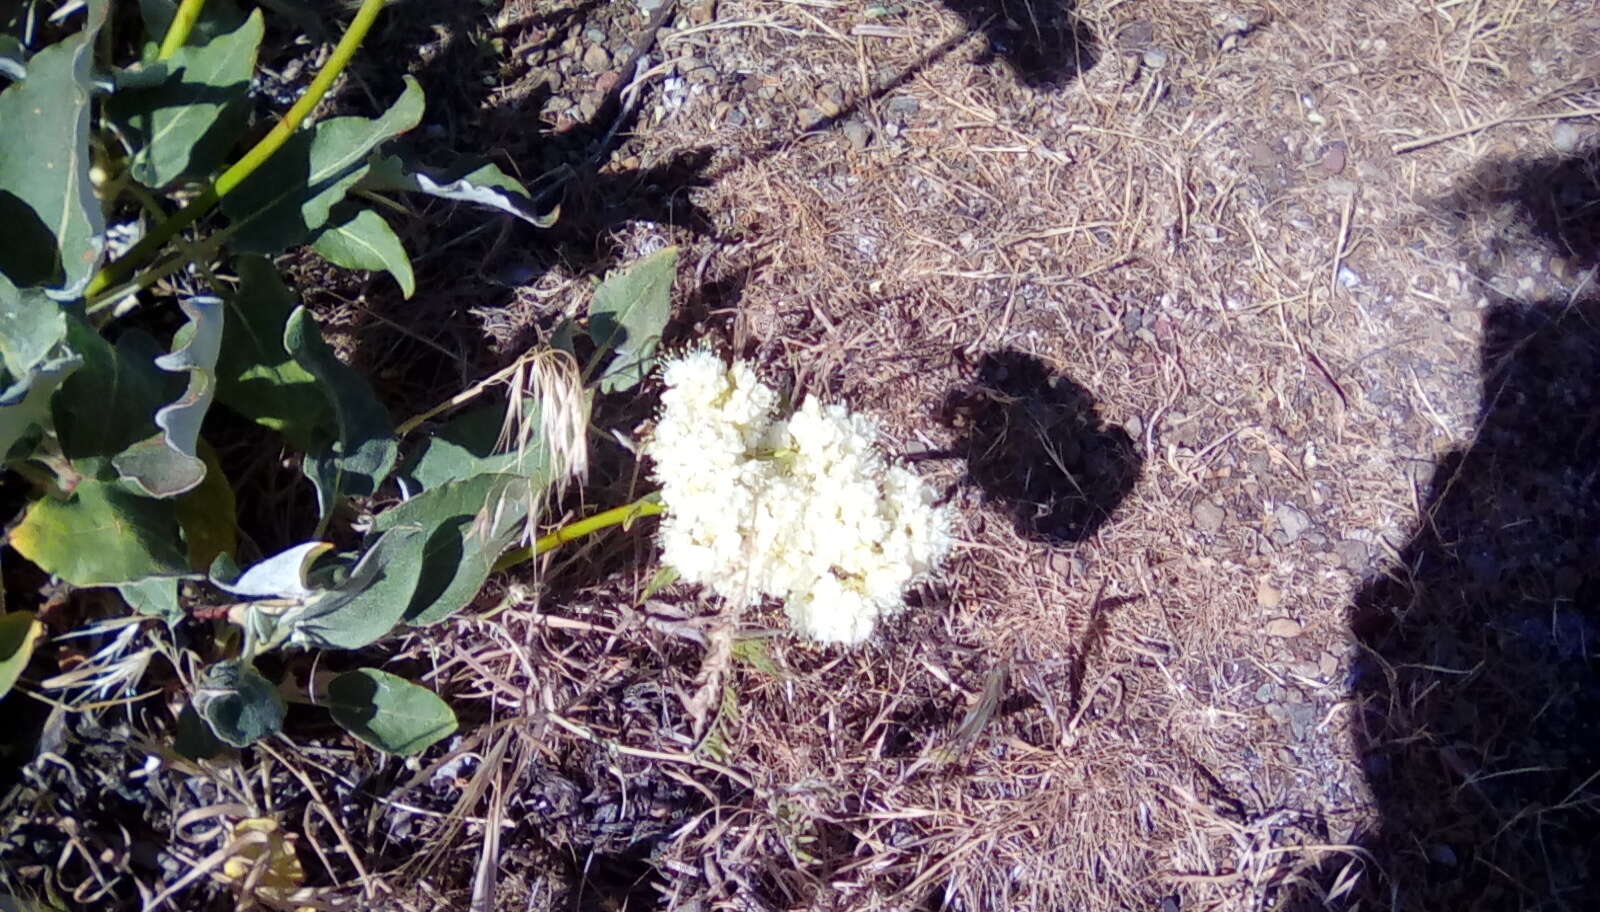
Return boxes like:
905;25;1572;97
0;0;672;758
0;0;949;779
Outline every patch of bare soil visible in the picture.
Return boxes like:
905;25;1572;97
5;0;1599;910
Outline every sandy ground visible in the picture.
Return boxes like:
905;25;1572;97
532;0;1598;908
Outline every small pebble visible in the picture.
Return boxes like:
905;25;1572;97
1552;121;1582;154
886;95;920;117
1191;500;1225;534
843;119;871;150
687;0;716;23
1142;47;1169;70
582;43;611;71
1274;503;1311;543
1318;140;1347;176
1265;618;1304;638
1257;579;1282;609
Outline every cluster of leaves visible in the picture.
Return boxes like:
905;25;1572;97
0;0;677;756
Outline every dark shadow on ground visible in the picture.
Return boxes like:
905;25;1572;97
941;350;1140;545
938;0;1099;89
1295;148;1600;910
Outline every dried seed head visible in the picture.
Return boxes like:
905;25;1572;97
498;347;589;496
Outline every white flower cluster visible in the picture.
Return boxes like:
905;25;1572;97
645;350;953;644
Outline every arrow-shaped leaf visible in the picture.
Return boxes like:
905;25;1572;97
0;0;107;295
222;77;424;254
309;207;415;298
325;668;456;756
283;306;396;515
588;246;677;393
110;9;263;187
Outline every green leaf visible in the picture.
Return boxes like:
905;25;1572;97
639;564;680;603
8;479;188;585
173;703;227;759
375;473;535;625
0;275;67;379
289;526;425;649
214;256;325;449
398;400;550;492
283;306;397;514
111;10;264;187
0;611;44;702
361;154;557;227
588;246;677;393
53;320;181;470
113;295;224;497
118;577;181;623
193;659;284;748
0;1;107;294
325;668;456;756
173;438;237;569
214;541;331;599
309;208;415;298
0;276;80;460
222;77;425;254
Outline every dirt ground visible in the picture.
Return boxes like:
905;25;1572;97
4;0;1600;910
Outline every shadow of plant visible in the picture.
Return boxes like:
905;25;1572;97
1311;147;1600;909
938;0;1099;89
941;350;1140;545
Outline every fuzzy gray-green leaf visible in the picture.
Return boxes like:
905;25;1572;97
290;526;424;649
215;256;326;450
283;307;397;514
222;77;424;254
113;295;224;497
361;154;556;227
588;246;677;393
0;1;107;294
376;473;535;625
310;208;415;297
194;659;284;748
397;400;550;492
0;276;79;459
111;10;263;187
326;668;456;756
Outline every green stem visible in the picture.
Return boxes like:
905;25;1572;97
493;496;664;572
83;0;391;301
156;0;208;59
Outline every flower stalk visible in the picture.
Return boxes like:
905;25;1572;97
493;495;664;572
156;0;208;59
